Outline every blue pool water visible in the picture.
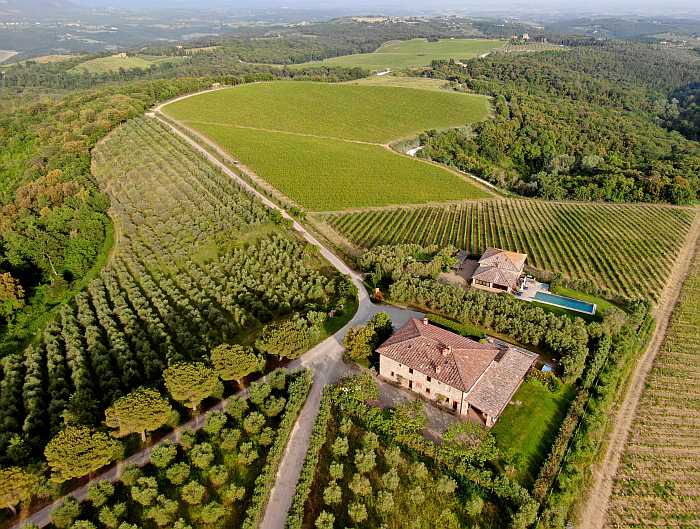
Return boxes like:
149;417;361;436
533;291;596;315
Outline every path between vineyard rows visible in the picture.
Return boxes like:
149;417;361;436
578;212;700;529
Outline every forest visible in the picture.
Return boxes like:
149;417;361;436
418;42;700;204
0;78;216;357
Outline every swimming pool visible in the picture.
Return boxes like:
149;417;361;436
533;291;596;315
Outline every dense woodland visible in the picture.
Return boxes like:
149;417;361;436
419;42;700;204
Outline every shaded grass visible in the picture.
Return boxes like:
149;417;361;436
492;379;575;486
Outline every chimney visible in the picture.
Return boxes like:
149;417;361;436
422;317;429;326
443;345;451;357
436;364;442;374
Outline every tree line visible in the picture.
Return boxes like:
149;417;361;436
418;41;700;204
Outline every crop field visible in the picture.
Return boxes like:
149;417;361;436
163;82;491;210
290;38;503;71
606;249;700;528
315;199;696;300
72;54;182;73
0;118;350;462
341;75;455;92
163;82;490;144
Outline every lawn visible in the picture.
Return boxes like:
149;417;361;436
163;81;492;210
72;54;182;73
291;38;503;71
186;123;489;210
163;81;491;144
492;379;575;485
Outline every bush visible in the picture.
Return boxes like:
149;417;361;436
225;396;249;421
527;369;563;392
51;497;81;529
149;442;178;469
86;480;114;508
165;462;191;486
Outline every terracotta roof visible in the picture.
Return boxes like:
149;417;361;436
478;247;527;272
471;247;527;289
471;265;521;289
467;347;538;417
377;319;499;392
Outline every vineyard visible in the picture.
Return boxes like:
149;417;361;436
0;118;347;463
606;249;700;528
162;82;491;210
316;199;696;300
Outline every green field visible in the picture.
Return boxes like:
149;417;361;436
164;81;490;144
492;379;575;485
342;75;456;92
72;54;182;73
291;38;503;71
163;81;492;210
316;199;696;300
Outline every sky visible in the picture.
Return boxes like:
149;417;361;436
75;0;700;17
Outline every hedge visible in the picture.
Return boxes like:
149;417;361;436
241;369;313;529
285;388;333;529
537;316;653;528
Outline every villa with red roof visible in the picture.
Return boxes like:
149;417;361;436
471;247;527;293
377;318;537;426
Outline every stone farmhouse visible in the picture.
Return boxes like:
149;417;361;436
471;247;527;293
377;318;537;426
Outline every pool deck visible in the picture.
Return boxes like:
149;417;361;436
516;279;596;315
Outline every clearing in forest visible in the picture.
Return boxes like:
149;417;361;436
289;38;503;70
605;247;700;528
314;199;697;301
163;81;492;210
72;54;182;73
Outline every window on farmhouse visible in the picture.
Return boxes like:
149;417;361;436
409;368;414;374
427;376;431;382
426;388;430;394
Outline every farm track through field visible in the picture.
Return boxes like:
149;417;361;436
580;212;700;529
179;120;390;147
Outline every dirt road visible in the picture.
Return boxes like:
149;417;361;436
577;211;700;529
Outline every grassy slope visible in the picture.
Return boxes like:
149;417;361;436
291;38;503;70
492;379;576;485
72;55;181;73
187;122;489;210
164;81;492;210
164;81;491;144
342;75;456;92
